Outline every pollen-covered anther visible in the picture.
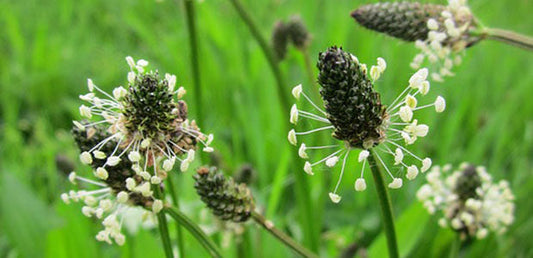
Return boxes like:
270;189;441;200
355;178;367;191
95;167;109;180
326;156;339;167
290;104;299;124
388;178;403;189
298;143;308;159
152;200;163;213
328;192;341;203
288;129;297;146
303;161;314;175
358;150;369;162
292;84;303;100
406;165;419;180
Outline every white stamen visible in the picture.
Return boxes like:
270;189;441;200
288;129;297;146
388;178;403;189
80;152;93;164
421;158;432;172
435;96;446;112
328;192;341;203
95;167;109;180
298;143;308;159
355;178;367;191
394;148;404;165
325;156;339;167
399;106;413;122
152;200;163;213
292;84;303;100
406;165;419;180
358;150;369;162
106;156;121;166
79;105;92;118
290;104;299;124
117;191;129;203
112;86;127;100
303;161;313;175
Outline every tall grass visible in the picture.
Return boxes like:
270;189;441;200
0;0;532;257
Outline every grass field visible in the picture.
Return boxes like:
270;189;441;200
1;0;532;257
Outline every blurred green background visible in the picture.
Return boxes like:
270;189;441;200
0;0;532;257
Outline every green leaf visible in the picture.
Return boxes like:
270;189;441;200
0;172;60;258
368;202;429;258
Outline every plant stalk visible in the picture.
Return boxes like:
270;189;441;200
227;0;319;252
251;211;318;258
483;27;533;52
227;0;290;113
367;151;399;258
153;185;174;258
183;0;203;121
165;207;223;258
449;234;461;258
166;174;185;258
301;48;320;99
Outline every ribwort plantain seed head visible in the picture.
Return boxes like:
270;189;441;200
194;167;254;223
317;46;387;149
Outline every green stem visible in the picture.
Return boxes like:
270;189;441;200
165;207;223;258
183;0;203;121
227;0;318;251
483;27;533;52
166;175;185;258
227;0;290;113
153;186;174;258
301;48;319;99
251;211;318;258
449;234;461;258
367;151;399;258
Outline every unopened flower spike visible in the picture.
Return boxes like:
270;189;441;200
289;46;443;203
417;163;515;239
271;15;312;62
352;1;533;81
193;167;255;222
352;1;479;81
64;56;214;245
64;122;160;245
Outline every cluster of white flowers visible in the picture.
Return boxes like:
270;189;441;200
76;57;213;179
410;0;473;82
63;56;214;245
61;172;162;245
417;163;515;239
289;57;445;203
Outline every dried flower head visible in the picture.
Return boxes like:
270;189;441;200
271;21;290;61
62;122;160;245
289;46;444;203
63;56;214;245
194;167;255;222
271;16;312;61
352;1;481;81
286;15;312;50
417;163;515;239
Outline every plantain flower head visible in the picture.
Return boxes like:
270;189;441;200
417;163;515;239
289;47;444;203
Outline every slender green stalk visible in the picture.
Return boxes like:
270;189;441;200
227;0;290;113
166;174;185;258
183;0;203;121
153;186;174;258
251;211;318;258
367;151;399;258
483;27;533;51
165;207;223;258
448;234;461;258
227;0;319;251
